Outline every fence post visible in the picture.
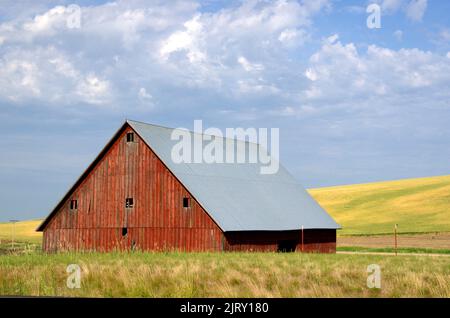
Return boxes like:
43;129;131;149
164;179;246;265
394;224;398;256
301;225;304;252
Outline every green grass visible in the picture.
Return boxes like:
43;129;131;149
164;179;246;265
0;241;41;256
0;252;449;297
337;246;450;255
309;174;450;235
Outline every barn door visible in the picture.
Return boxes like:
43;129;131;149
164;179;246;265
277;240;297;252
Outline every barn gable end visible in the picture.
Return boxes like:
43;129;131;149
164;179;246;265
39;123;224;252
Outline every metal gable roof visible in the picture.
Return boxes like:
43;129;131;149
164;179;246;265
128;120;340;232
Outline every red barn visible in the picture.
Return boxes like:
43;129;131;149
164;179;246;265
37;120;340;252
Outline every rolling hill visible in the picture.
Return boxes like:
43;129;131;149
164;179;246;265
309;174;450;235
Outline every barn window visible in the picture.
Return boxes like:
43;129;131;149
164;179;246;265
69;199;78;211
183;197;190;208
126;132;134;142
122;227;128;237
125;198;134;208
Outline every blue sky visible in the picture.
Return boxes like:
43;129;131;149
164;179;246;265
1;0;449;221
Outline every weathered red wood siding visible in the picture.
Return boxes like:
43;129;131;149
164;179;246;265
42;125;224;252
223;230;336;253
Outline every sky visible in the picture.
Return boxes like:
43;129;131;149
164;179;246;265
0;0;449;221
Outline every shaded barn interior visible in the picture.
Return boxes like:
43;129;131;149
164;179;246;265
37;120;339;253
224;230;336;253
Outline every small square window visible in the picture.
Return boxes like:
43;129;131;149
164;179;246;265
183;197;190;208
122;227;128;237
69;199;78;211
126;132;134;142
125;198;134;208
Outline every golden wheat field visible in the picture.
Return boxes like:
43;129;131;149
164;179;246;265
0;220;42;244
309;174;450;235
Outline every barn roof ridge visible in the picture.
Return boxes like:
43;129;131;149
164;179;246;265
126;119;262;146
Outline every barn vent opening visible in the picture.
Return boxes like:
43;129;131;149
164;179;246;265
126;132;134;142
183;197;190;208
277;240;297;253
122;227;128;237
125;198;134;208
69;199;78;211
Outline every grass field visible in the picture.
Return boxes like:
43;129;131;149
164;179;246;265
0;252;449;297
1;176;450;298
309;174;450;235
0;220;42;244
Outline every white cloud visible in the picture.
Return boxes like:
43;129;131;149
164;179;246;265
405;0;427;22
304;68;318;81
0;46;114;106
23;5;67;33
49;57;79;78
237;79;279;95
304;86;322;99
237;56;264;72
6;60;41;97
327;34;339;44
159;14;206;63
0;0;331;112
438;29;450;42
380;0;404;13
76;74;111;105
278;28;297;43
0;48;54;101
278;28;308;46
0;1;204;109
138;87;152;100
373;0;427;21
0;0;441;119
429;28;450;49
393;30;403;41
154;0;329;88
299;37;450;109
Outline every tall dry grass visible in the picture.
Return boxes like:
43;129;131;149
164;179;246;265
0;252;449;297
